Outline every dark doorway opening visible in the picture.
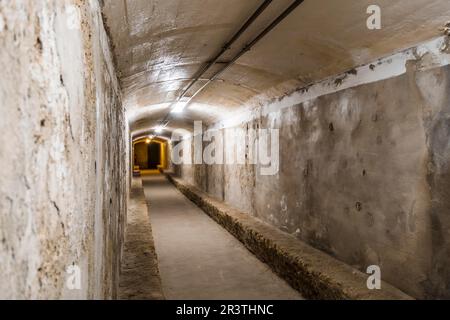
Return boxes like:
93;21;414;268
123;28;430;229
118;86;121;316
148;142;161;169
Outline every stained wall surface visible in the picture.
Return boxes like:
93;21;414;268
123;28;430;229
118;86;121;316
0;0;127;299
175;42;450;299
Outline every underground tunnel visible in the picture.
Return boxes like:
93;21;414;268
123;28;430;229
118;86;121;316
1;0;450;307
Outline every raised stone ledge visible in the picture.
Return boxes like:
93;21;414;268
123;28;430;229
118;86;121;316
119;177;165;300
165;173;413;300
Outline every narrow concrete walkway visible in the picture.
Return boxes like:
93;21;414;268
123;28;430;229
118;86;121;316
142;174;302;300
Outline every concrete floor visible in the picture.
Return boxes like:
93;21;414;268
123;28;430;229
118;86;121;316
142;174;302;300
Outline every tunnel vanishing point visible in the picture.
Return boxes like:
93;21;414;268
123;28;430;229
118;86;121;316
1;0;450;300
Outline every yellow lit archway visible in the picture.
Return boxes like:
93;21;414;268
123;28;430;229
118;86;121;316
132;136;168;175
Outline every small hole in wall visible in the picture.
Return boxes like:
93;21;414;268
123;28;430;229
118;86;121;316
329;122;334;132
355;202;362;211
362;169;366;176
40;119;45;127
303;167;309;177
36;37;43;53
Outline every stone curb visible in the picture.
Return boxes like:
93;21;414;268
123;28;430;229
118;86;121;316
119;177;165;300
164;173;413;300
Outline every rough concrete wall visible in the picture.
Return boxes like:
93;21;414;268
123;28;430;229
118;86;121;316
0;0;126;299
175;47;450;298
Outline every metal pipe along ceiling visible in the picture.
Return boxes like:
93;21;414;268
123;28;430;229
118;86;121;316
158;0;274;127
160;0;305;129
178;0;274;101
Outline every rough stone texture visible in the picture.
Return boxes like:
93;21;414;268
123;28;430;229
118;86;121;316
166;173;412;300
0;0;127;299
119;178;164;300
174;51;450;299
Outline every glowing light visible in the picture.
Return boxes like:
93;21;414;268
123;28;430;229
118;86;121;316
145;134;155;144
171;98;189;114
154;126;164;134
171;102;186;113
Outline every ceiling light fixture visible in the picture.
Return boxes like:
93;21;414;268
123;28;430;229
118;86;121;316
145;134;155;144
171;98;190;114
154;126;164;134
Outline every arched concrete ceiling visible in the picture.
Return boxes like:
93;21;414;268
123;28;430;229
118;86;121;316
102;0;450;136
